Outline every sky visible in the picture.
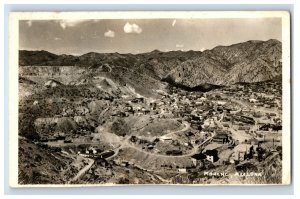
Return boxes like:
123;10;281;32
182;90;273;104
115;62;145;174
19;18;282;55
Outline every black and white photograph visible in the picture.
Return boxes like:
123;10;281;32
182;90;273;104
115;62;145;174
9;11;290;186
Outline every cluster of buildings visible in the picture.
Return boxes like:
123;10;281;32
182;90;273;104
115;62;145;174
23;76;282;176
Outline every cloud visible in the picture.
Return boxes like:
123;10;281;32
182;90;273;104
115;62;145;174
176;44;184;48
104;30;115;38
58;19;91;29
123;22;142;34
172;20;176;27
54;37;62;41
26;20;32;27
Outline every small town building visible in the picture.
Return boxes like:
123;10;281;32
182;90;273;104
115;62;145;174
212;133;230;144
249;98;258;103
131;97;144;103
178;168;187;173
45;79;61;88
205;149;219;163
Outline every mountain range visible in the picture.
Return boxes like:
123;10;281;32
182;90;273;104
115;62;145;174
19;39;282;90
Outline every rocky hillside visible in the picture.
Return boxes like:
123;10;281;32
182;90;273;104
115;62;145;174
18;139;75;184
19;39;282;89
166;39;282;86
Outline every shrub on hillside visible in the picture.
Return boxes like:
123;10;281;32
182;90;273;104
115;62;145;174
110;118;130;137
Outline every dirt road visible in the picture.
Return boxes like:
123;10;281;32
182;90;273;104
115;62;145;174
228;96;279;115
68;158;95;183
159;121;190;138
110;127;213;160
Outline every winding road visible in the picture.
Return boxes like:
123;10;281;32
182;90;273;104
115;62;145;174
108;123;214;160
228;96;279;115
68;158;95;183
158;121;190;138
